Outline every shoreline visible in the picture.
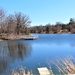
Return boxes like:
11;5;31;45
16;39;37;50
0;33;74;42
0;34;38;41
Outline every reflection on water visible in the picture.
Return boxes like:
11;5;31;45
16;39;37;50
0;41;32;75
47;55;75;75
0;34;75;75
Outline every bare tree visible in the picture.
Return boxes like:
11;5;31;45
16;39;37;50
0;8;5;20
5;14;16;35
15;12;31;35
0;8;32;36
0;8;6;33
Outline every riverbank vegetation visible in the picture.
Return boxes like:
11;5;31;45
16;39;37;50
47;55;75;74
29;18;75;34
0;8;75;37
0;8;31;40
11;66;33;75
10;55;75;75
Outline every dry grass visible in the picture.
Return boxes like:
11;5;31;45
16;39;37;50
47;55;75;75
11;66;33;75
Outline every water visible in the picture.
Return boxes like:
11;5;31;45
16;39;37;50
0;34;75;75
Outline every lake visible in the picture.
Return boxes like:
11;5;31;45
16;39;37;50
0;34;75;75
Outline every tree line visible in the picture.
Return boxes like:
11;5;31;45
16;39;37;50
0;8;31;36
0;8;75;35
29;18;75;34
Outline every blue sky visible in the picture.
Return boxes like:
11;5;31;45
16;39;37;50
0;0;75;26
